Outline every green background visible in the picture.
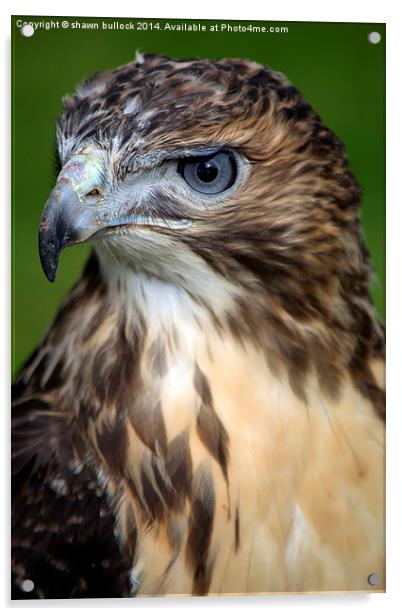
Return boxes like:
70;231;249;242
12;17;386;377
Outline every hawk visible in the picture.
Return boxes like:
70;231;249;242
12;53;385;598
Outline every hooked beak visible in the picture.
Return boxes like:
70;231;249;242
38;149;106;282
38;179;101;282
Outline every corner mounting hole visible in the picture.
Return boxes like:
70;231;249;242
21;579;35;593
367;572;379;587
368;32;381;45
21;24;34;37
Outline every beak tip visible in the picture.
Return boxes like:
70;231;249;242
38;234;59;283
44;268;57;283
39;256;58;283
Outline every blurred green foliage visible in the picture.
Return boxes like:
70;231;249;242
12;17;385;376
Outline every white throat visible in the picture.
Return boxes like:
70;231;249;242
95;237;240;342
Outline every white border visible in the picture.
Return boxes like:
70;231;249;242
2;1;401;614
0;0;397;22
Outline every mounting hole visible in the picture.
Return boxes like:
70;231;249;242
367;572;379;587
21;24;34;37
368;31;381;45
21;579;35;593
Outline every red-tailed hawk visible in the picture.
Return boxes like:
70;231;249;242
12;53;385;598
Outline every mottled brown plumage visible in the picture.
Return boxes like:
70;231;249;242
12;53;385;598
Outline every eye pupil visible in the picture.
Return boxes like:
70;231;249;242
178;150;237;195
196;160;219;183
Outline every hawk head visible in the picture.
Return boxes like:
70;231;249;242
38;53;381;402
39;52;361;280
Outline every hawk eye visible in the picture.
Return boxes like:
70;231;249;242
178;150;237;194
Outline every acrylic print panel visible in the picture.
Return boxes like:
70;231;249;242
11;16;385;599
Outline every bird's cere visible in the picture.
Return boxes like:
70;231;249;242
60;146;104;202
